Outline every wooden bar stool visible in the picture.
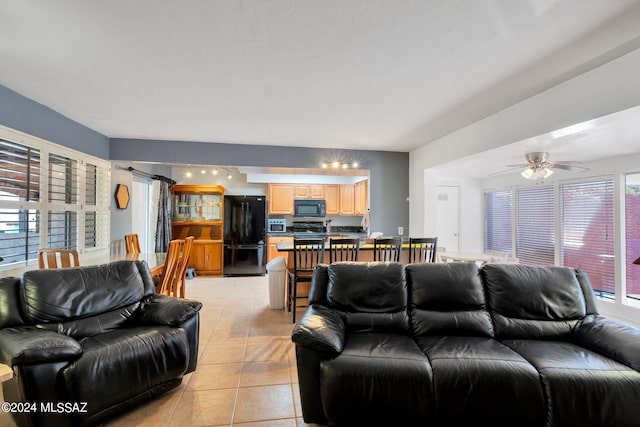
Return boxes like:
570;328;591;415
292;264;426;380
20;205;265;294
38;249;80;269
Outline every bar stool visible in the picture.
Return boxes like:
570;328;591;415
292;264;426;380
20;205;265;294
373;237;402;262
408;237;438;263
329;238;360;263
288;238;325;323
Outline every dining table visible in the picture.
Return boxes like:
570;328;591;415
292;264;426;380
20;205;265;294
438;251;518;265
106;252;167;276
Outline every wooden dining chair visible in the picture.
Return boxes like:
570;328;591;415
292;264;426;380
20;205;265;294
373;237;402;262
173;236;194;298
156;239;183;296
288;238;325;323
329;238;360;263
408;237;438;263
124;233;141;254
38;248;80;269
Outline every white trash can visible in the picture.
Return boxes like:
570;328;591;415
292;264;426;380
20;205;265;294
266;256;287;309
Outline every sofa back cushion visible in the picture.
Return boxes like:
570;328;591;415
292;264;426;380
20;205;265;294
482;264;587;339
408;262;494;337
21;261;155;335
0;277;25;328
327;262;409;332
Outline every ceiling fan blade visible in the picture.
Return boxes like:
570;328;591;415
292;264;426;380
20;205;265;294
487;167;524;176
504;163;530;168
547;163;589;172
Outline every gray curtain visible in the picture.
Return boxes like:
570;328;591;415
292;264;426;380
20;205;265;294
155;181;172;252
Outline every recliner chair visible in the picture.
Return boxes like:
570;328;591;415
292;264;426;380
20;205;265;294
0;260;202;427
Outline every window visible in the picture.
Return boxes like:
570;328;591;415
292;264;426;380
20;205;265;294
516;186;555;266
560;179;615;298
483;190;513;255
0;127;110;266
626;173;640;301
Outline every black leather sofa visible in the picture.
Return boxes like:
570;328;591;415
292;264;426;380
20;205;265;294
0;260;202;427
292;261;640;427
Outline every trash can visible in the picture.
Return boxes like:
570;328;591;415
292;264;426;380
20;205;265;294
266;256;287;309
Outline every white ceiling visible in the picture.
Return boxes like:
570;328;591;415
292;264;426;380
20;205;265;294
1;1;640;153
435;105;640;179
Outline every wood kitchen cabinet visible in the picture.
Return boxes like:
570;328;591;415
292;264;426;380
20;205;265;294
171;184;224;275
294;184;325;199
339;184;355;215
324;184;340;215
268;184;294;215
190;240;223;275
267;236;293;263
354;179;368;215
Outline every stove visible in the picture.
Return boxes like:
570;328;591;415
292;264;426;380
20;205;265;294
291;221;325;236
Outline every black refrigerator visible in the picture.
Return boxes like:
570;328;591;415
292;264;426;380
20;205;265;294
223;195;267;276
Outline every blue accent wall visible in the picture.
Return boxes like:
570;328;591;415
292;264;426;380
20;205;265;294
111;138;410;236
0;84;109;158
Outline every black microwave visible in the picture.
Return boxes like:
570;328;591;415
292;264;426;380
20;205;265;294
294;199;326;217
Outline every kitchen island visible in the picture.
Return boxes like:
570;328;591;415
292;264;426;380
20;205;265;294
274;239;413;263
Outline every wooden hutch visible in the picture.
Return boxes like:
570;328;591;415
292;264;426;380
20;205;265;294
171;185;224;275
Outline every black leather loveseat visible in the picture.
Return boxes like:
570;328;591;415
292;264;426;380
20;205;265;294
292;261;640;427
0;260;202;427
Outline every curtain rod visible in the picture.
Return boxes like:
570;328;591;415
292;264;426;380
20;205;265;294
126;167;176;185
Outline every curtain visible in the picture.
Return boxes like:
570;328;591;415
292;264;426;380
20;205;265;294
155;181;172;252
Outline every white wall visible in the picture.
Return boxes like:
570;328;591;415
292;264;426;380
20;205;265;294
409;47;640;241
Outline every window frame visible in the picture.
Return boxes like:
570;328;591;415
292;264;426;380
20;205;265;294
0;124;110;269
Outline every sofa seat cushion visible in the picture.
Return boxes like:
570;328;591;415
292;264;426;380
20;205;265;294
417;336;545;427
320;332;432;425
505;339;640;427
62;326;189;417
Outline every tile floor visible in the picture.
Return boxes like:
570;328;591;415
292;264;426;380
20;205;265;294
0;275;324;427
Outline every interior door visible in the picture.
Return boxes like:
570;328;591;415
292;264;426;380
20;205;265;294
436;186;460;252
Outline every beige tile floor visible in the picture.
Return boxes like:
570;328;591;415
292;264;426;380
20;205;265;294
0;275;325;427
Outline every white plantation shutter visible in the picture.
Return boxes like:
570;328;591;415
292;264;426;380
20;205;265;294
0;138;42;263
561;179;615;297
516;185;555;266
484;190;513;254
0;127;111;266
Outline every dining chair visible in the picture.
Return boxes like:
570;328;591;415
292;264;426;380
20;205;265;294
124;233;141;254
173;236;194;298
373;237;402;262
288;238;325;323
408;237;438;263
329;237;360;263
38;248;80;269
156;239;183;296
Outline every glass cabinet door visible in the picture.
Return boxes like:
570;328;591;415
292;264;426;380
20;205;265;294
172;192;222;221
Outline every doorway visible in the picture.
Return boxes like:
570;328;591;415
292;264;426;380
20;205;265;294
436;186;460;252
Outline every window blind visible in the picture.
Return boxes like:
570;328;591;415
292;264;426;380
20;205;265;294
484;190;513;255
625;173;640;301
560;179;614;297
516;186;555;266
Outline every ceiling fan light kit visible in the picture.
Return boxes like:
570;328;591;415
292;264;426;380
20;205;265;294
521;167;554;180
503;152;589;180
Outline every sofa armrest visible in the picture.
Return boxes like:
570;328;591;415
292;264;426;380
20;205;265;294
291;305;345;355
573;316;640;371
135;294;203;327
0;327;82;366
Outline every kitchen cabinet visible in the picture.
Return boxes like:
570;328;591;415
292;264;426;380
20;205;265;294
354;180;368;215
325;185;340;215
339;184;355;215
294;184;325;199
191;240;223;275
267;236;293;263
268;184;294;215
171;184;224;275
268;181;367;217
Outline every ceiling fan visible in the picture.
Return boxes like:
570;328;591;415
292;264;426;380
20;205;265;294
506;152;589;179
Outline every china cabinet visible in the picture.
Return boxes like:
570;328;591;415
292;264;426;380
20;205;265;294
171;185;224;275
